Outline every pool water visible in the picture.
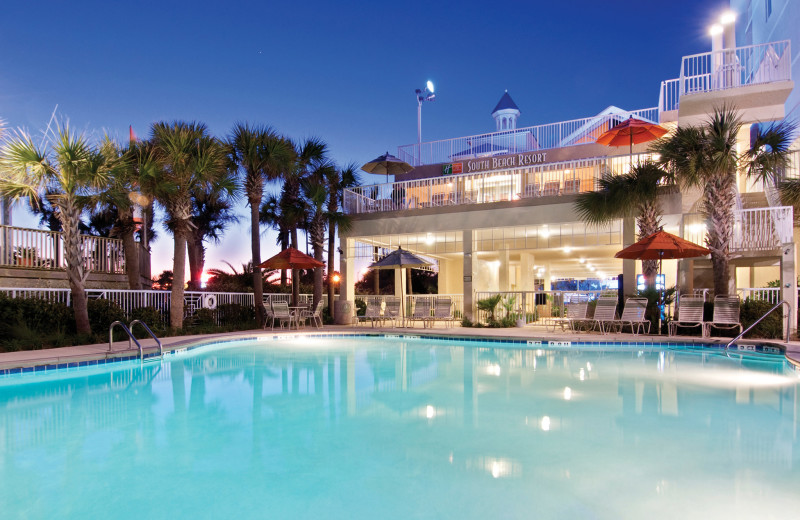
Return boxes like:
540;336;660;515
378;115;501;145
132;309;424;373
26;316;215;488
1;336;799;519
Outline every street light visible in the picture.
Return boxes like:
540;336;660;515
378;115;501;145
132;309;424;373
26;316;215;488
415;80;436;161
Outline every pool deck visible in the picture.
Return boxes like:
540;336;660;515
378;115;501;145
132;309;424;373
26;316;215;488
2;323;800;371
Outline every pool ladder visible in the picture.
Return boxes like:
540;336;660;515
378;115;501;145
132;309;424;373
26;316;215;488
724;299;790;356
109;320;163;361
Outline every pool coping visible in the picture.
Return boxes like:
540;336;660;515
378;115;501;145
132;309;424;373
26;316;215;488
1;325;797;376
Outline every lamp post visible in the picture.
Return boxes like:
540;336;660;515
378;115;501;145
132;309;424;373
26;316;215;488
415;80;435;165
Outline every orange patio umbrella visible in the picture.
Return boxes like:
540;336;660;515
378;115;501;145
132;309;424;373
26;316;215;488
596;116;668;156
615;230;709;261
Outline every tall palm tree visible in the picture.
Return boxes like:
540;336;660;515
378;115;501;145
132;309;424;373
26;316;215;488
302;161;336;307
653;108;794;295
280;137;327;304
186;185;239;290
0;124;118;334
227;123;293;323
142;121;229;329
574;162;670;290
325;163;359;312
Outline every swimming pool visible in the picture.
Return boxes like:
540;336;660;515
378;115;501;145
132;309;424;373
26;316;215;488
1;335;799;519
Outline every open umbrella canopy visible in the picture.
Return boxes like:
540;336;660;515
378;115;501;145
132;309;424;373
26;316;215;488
361;152;414;182
257;247;324;270
369;247;432;270
596;116;668;148
615;230;710;260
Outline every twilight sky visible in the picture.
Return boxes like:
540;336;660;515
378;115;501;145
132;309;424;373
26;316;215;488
0;0;730;277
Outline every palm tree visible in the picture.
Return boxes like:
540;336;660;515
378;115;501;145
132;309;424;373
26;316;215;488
186;185;239;290
142;121;229;329
302;161;336;307
227;123;293;324
325;163;359;312
575;162;670;290
653;108;794;295
280;137;327;305
0;124;118;334
259;194;290;287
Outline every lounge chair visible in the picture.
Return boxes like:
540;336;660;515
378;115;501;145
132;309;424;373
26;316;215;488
301;300;324;329
358;298;383;327
704;295;742;337
409;299;433;328
432;297;455;328
268;301;294;330
609;298;650;335
668;295;706;337
383;297;402;327
546;302;589;332
589;296;618;334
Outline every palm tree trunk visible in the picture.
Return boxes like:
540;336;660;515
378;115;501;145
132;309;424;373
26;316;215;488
121;227;141;290
705;175;735;296
186;230;205;291
637;202;662;290
327;221;336;313
280;230;288;288
250;196;265;325
60;202;90;335
311;219;324;307
171;226;188;329
291;228;299;306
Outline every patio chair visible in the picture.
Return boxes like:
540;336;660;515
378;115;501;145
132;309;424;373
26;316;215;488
609;298;650;335
546;302;589;332
668;295;706;337
382;297;402;327
541;181;560;197
704;295;743;337
589;296;618;334
357;298;383;327
409;299;433;328
432;297;455;328
301;300;324;329
268;301;294;330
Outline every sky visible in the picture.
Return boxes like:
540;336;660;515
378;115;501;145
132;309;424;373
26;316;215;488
0;0;731;277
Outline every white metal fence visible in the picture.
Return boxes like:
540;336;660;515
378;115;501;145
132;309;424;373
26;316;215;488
738;287;781;304
0;225;125;274
683;206;793;252
659;78;680;112
397;108;659;167
679;40;791;96
354;294;464;320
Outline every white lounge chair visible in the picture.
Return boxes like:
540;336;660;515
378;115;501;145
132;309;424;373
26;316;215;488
704;295;742;337
432;297;455;328
268;301;294;330
668;295;706;337
358;298;383;327
301;300;324;328
546;302;589;332
409;299;433;328
609;298;650;335
589;296;617;334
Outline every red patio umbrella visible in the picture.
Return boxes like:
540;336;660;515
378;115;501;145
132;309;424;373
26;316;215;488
596;116;668;156
615;230;709;261
258;247;324;306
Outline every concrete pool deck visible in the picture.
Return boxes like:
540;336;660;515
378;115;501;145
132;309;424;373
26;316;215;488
2;323;800;371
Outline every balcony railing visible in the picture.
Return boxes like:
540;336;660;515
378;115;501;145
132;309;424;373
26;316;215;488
679;40;791;97
0;225;125;274
397;108;659;167
344;154;653;215
683;206;793;252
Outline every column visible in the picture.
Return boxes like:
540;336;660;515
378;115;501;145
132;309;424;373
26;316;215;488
463;229;475;321
622;217;636;296
499;250;510;291
780;243;797;338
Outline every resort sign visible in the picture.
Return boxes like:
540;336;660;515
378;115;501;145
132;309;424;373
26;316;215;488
443;151;549;175
463;151;549;174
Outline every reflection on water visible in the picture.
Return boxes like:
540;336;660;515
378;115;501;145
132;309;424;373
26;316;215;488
1;339;799;519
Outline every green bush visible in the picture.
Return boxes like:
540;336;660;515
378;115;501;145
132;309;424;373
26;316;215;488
355;299;367;316
87;298;127;337
216;303;255;325
739;298;783;339
129;306;166;335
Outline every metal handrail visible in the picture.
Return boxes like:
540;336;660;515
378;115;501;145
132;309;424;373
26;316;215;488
724;300;790;353
109;320;144;360
129;320;163;358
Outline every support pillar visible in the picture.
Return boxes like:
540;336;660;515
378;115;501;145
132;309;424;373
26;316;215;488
622;217;636;296
339;237;355;302
781;243;797;338
499;250;510;291
463;229;475;321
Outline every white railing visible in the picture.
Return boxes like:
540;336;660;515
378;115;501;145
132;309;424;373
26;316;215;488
344;153;654;215
354;293;464;319
397;108;659;166
684;206;793;252
659;79;680;113
473;290;617;325
0;225;125;274
679;40;791;96
738;287;781;304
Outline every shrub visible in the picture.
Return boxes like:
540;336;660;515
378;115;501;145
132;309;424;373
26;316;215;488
739;298;783;339
355;299;367;316
216;303;255;325
130;306;167;335
87;299;127;337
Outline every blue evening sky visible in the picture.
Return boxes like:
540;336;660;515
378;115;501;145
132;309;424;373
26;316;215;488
0;0;730;276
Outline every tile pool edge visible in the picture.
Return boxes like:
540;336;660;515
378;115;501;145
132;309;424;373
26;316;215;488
0;330;794;378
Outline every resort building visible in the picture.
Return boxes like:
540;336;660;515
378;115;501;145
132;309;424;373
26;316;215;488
339;11;799;331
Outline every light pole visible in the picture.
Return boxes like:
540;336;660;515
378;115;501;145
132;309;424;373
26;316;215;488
415;80;435;164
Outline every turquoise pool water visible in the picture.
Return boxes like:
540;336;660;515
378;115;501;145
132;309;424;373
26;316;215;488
1;336;799;519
